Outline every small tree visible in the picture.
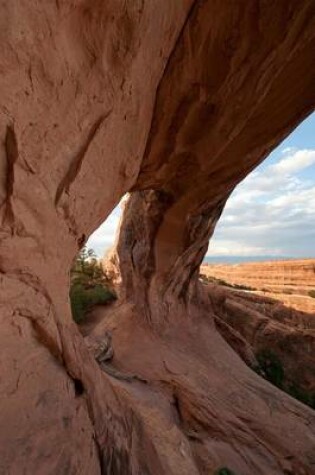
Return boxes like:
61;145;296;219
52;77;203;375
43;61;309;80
71;246;105;287
70;247;116;323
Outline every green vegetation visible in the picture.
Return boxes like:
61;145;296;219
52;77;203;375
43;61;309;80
255;349;315;410
214;468;236;475
201;271;315;410
70;246;116;323
70;283;115;324
256;349;284;389
287;383;315;409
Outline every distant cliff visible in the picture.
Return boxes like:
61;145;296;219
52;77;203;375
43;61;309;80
201;259;315;295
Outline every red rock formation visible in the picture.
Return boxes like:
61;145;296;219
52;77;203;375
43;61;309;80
208;283;315;395
0;2;194;472
264;292;315;314
201;260;315;314
201;259;315;295
1;1;315;474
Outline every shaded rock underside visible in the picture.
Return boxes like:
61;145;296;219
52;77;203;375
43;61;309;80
1;1;315;474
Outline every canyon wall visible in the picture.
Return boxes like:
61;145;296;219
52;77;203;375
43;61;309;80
0;1;194;473
1;1;315;474
201;259;315;313
207;283;315;395
201;259;315;294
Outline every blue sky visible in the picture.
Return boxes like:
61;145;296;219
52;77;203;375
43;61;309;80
88;112;315;258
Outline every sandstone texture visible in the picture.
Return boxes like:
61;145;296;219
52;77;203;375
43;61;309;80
201;259;315;294
263;292;315;314
208;283;315;395
201;259;315;313
1;1;315;474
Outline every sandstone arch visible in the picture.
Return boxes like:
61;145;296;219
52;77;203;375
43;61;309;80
1;1;315;474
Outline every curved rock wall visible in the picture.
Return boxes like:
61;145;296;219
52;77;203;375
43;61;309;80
208;283;315;394
1;1;315;473
115;0;315;322
0;1;193;472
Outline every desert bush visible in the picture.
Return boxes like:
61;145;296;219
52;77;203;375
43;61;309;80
70;283;115;323
308;290;315;298
255;349;315;410
256;349;284;389
70;246;116;323
215;468;236;475
287;383;315;410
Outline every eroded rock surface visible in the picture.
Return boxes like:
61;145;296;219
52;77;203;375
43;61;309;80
208;283;315;395
201;259;315;295
201;259;315;314
1;1;315;474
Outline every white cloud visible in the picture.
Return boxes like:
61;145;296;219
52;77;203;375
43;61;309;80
208;240;282;257
209;148;315;257
281;147;296;155
86;149;315;259
87;207;121;256
270;149;315;175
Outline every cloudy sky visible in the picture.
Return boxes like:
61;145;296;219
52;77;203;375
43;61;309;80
88;113;315;259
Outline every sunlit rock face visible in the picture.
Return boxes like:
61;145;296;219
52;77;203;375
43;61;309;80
207;283;315;394
201;260;315;296
1;1;315;474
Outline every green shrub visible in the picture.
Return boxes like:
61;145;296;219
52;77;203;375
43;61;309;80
70;283;116;323
255;350;315;410
215;468;236;475
256;349;284;389
308;290;315;298
70;246;116;323
287;383;315;410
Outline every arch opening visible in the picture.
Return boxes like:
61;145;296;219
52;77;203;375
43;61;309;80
208;113;315;264
80;115;315;416
202;113;315;311
1;1;315;473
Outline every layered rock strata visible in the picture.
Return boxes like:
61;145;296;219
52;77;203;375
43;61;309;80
208;283;315;395
201;259;315;295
